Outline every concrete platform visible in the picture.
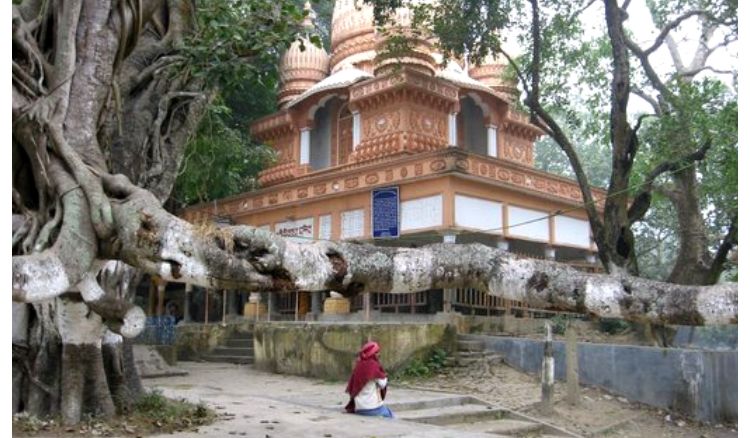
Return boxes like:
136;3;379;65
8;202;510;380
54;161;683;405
145;362;502;437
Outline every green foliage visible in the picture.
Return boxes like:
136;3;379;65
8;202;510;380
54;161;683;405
598;318;631;335
171;0;335;208
549;314;569;335
134;390;213;424
181;0;308;94
173;102;276;208
394;348;448;380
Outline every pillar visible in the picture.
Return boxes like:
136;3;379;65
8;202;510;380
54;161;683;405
544;246;556;260
541;321;555;413
363;292;371;322
352;111;361;149
448;113;457;146
566;325;580;405
487;125;498;158
204;289;211;324
183;283;193;323
496;238;510;252
156;280;166;317
300;128;311;165
442;232;457;313
311;291;322;316
267;291;276;321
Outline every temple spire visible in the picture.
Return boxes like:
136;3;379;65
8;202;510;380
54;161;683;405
302;1;317;29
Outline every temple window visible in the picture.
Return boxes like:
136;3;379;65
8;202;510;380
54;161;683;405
458;96;488;155
309;97;341;170
336;106;354;165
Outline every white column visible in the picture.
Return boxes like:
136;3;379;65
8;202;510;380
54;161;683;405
487;125;498;157
496;238;509;252
352;111;361;149
544;246;556;260
448;113;457;146
300;128;311;165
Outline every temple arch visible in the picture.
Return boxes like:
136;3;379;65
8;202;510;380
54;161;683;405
458;95;488;155
309;97;344;170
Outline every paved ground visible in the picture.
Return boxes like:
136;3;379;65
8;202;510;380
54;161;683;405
145;362;500;438
146;361;738;438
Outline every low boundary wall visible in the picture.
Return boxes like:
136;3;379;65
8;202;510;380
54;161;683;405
469;334;737;423
253;322;456;380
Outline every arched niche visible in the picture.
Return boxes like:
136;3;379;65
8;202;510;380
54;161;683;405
309;97;344;170
458;95;488;155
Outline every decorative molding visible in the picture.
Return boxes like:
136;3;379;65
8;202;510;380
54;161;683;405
180;149;607;222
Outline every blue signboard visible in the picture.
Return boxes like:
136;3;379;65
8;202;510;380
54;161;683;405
372;187;400;239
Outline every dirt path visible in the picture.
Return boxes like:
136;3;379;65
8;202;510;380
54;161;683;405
401;361;737;438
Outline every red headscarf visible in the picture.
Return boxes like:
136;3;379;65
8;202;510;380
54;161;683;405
345;341;387;411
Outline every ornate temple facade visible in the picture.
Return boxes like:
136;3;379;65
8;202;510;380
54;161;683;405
181;1;606;318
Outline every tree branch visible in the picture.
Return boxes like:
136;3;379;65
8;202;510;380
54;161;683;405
631;87;662;115
12;160;97;302
628;140;712;223
706;215;737;284
641;10;705;56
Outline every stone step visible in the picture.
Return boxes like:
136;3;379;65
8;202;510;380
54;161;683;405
212;346;253;357
397;403;507;426
457;340;484;352
457;351;486;358
453;419;545;436
387;396;485;412
228;332;254;341
225;338;254;348
202;355;254;365
456;357;480;367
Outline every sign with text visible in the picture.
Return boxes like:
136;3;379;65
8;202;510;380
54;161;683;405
274;217;313;242
372;187;400;239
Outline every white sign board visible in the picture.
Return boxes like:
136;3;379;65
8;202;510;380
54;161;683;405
274;217;314;242
508;206;549;241
341;209;365;239
455;195;502;233
555;215;590;247
318;214;332;240
401;194;443;231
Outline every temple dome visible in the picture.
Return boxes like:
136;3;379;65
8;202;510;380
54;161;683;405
330;0;377;73
373;1;438;76
278;3;330;107
468;52;519;101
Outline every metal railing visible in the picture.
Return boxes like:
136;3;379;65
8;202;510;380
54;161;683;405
134;315;176;345
351;291;428;313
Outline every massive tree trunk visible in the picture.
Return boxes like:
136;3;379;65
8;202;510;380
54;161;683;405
12;0;205;424
11;0;737;425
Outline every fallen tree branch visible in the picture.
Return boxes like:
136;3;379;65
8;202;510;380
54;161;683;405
94;176;739;326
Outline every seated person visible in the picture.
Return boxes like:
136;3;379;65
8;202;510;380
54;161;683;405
344;341;394;418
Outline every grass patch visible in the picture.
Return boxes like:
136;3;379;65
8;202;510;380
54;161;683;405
393;348;448;381
12;390;216;437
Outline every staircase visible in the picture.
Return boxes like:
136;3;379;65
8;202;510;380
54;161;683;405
202;330;255;365
391;395;578;437
444;334;505;371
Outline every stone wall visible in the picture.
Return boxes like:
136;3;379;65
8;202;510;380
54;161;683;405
470;334;737;423
253;322;456;380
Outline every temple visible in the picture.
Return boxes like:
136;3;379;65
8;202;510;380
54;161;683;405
180;0;606;319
